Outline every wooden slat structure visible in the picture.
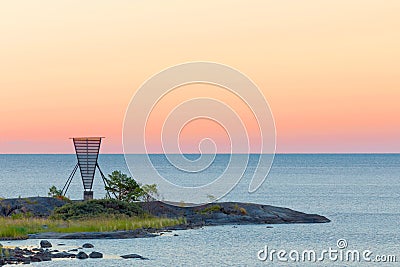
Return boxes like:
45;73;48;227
62;137;113;200
73;137;102;190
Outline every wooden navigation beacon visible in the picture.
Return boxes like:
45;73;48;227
62;137;111;200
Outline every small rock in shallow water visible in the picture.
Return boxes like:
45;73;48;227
89;251;103;258
20;256;31;264
51;252;76;258
76;252;89;259
40;240;52;248
121;254;149;260
82;243;94;248
30;255;43;262
37;251;52;261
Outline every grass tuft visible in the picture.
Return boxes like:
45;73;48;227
0;216;185;239
199;204;221;214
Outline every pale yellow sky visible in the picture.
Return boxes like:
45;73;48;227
1;1;399;153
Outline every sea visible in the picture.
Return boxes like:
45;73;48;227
0;154;399;266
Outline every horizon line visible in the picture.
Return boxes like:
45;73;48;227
1;152;399;155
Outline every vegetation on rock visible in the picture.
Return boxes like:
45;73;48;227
104;171;143;202
51;199;143;220
0;216;184;240
199;204;221;214
48;186;62;198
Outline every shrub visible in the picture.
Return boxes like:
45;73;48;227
200;204;221;214
51;199;143;220
232;204;247;215
48;186;62;198
239;207;247;215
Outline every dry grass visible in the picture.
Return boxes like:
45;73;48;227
0;216;185;239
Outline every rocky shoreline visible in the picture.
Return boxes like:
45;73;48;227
0;198;330;265
144;201;330;225
0;240;148;265
0;197;330;240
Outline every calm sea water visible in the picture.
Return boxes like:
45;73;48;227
1;154;399;266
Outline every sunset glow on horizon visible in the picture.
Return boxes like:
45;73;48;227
1;1;400;153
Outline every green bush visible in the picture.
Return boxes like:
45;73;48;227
199;204;221;214
51;199;143;220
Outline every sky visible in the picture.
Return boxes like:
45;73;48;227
1;0;399;153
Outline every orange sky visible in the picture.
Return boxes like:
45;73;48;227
1;0;399;153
